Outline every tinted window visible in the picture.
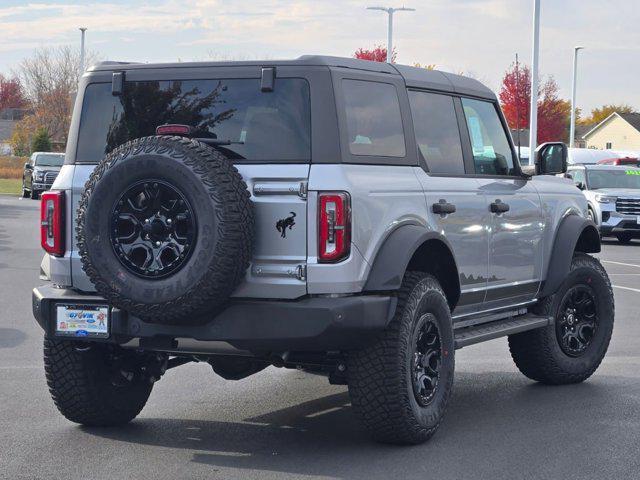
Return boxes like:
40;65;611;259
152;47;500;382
408;91;464;174
461;98;516;176
75;78;311;163
342;80;405;157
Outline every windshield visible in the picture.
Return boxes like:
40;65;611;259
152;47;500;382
75;78;311;163
34;154;64;167
587;169;640;189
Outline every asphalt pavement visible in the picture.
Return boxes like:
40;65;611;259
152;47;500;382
1;194;639;480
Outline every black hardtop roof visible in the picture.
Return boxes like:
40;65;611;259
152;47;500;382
87;55;496;100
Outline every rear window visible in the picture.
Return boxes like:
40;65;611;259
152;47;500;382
75;78;311;163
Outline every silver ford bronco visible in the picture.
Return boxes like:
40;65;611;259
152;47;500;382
33;56;613;445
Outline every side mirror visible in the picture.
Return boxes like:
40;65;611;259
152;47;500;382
24;162;33;170
576;181;586;190
535;142;568;175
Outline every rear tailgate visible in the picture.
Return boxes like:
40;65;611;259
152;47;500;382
69;164;309;298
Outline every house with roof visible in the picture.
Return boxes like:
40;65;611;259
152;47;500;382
582;112;640;151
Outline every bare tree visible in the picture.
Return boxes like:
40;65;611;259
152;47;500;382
14;46;99;145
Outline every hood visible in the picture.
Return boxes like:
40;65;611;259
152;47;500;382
590;188;640;198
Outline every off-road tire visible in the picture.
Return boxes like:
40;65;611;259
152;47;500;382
348;272;454;445
77;136;254;324
44;338;153;426
508;253;614;385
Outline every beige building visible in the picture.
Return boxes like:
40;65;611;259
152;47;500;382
582;112;640;151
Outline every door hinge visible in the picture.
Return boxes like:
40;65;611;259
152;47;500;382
298;181;308;199
295;264;307;281
252;263;307;281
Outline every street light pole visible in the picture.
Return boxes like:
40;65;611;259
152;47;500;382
529;0;540;152
569;46;584;148
367;6;416;63
79;27;87;74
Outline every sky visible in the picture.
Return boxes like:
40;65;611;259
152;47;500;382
0;0;638;114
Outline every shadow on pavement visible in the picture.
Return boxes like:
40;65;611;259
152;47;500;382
82;371;640;479
0;328;27;348
601;239;640;247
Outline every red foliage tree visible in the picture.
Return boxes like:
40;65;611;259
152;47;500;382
354;45;396;63
499;63;570;143
0;74;26;110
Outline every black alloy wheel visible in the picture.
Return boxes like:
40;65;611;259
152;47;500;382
556;285;598;357
110;180;197;279
412;314;442;406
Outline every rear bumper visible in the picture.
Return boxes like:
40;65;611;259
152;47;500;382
32;285;396;353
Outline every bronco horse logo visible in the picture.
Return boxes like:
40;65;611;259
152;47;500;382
276;212;296;238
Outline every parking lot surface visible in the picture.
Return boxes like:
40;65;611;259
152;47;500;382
1;194;639;480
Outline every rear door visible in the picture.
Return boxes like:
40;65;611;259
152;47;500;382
408;90;491;316
68;66;317;299
459;98;544;308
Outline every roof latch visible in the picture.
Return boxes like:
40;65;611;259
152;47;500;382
260;67;275;92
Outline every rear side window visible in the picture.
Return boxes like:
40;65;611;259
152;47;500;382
461;98;516;176
342;79;405;157
408;91;464;174
75;78;311;163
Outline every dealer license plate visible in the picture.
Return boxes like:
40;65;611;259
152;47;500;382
55;305;109;338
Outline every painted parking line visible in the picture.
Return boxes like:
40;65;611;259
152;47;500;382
612;285;640;294
602;260;640;269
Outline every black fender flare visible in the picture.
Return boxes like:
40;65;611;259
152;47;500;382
539;214;601;298
363;224;460;295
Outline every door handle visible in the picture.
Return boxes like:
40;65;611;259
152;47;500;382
432;199;456;216
490;200;510;214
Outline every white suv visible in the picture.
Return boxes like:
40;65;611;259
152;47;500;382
567;164;640;243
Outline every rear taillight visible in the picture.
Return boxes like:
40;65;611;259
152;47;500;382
318;192;351;263
40;191;65;257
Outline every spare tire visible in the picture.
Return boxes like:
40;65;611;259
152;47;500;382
77;136;254;325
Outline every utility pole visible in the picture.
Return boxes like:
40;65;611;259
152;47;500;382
366;6;416;63
515;53;521;161
569;46;584;148
529;0;540;152
79;27;87;75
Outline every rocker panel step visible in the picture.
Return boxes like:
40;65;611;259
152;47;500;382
454;314;552;349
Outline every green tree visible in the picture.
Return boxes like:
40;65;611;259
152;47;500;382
31;127;52;152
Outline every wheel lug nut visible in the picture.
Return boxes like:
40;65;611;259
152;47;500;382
155;241;161;246
167;218;172;224
145;219;150;223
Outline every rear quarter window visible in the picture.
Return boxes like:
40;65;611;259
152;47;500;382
75;78;311;163
342;79;406;158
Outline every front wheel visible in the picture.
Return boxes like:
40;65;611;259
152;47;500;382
44;338;155;426
30;189;39;200
348;272;454;444
508;253;614;385
616;233;633;244
22;182;29;198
